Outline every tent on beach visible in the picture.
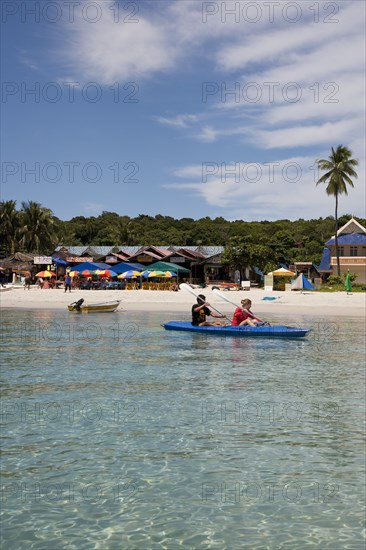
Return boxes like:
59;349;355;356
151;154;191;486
112;261;145;273
267;267;296;277
69;261;111;272
146;261;190;274
291;273;314;291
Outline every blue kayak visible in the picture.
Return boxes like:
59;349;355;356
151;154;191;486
163;321;309;338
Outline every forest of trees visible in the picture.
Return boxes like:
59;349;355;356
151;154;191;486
1;200;364;269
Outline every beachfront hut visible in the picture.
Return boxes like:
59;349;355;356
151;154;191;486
0;252;36;283
291;274;314;291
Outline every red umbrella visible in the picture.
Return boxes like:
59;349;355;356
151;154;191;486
95;269;117;277
36;270;56;278
79;270;97;277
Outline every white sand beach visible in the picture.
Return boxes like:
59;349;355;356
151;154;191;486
1;285;365;317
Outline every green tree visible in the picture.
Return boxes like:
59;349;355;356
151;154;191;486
221;236;274;277
316;145;358;275
19;201;56;253
0;200;20;255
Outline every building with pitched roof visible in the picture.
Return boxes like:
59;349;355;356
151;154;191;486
318;218;366;283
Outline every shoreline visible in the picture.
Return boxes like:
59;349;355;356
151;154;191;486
1;286;365;317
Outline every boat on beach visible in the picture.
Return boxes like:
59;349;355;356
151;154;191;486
68;299;121;313
163;321;309;338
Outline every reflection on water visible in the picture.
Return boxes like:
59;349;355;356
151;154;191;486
1;310;365;549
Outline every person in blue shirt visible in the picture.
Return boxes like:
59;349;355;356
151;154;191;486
64;274;72;293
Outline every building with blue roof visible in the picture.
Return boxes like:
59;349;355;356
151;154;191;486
319;218;366;283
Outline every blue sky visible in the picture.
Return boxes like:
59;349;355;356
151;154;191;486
1;0;365;221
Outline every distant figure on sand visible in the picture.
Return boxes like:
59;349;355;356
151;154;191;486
24;276;31;290
192;294;226;326
231;299;263;327
64;274;72;293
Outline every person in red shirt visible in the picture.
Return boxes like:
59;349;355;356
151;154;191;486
231;299;263;326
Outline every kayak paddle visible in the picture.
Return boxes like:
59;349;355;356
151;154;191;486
212;288;267;324
179;283;231;322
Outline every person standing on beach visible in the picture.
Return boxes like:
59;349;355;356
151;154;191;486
24;275;31;290
192;294;226;326
64;274;72;293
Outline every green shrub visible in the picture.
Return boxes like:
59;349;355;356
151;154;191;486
345;272;358;282
327;275;342;285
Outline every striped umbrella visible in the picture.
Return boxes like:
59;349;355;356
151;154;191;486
69;270;97;277
95;269;117;277
117;270;141;279
161;271;177;278
142;271;166;278
35;270;56;278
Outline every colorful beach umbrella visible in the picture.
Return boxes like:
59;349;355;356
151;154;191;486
68;269;97;278
142;270;166;278
161;271;177;278
35;270;56;278
117;270;141;279
95;269;117;277
68;271;82;277
79;270;97;277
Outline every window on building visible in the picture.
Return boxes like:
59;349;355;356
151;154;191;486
350;246;358;257
362;246;366;257
338;247;344;257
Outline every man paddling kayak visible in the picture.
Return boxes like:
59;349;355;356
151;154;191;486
192;294;226;326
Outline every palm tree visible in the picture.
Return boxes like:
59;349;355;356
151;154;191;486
19;201;56;253
0;200;20;255
316;145;358;276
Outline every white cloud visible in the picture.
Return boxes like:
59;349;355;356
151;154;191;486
83;202;104;214
164;153;365;220
254;119;361;149
217;2;364;72
55;0;364;220
197;126;218;142
60;4;177;82
155;114;198;128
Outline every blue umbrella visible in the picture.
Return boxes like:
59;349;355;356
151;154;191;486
117;270;141;279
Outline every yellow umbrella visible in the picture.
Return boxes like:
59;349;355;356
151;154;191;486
68;271;81;277
160;271;177;278
35;270;56;278
267;268;296;277
117;271;141;279
95;269;117;277
142;271;166;278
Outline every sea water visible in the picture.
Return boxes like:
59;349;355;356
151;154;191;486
1;309;365;549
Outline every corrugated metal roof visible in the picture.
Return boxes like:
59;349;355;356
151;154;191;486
55;245;225;258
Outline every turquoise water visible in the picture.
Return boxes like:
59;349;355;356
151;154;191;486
1;309;365;549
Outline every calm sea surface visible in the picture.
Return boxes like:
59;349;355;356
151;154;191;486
1;309;365;550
